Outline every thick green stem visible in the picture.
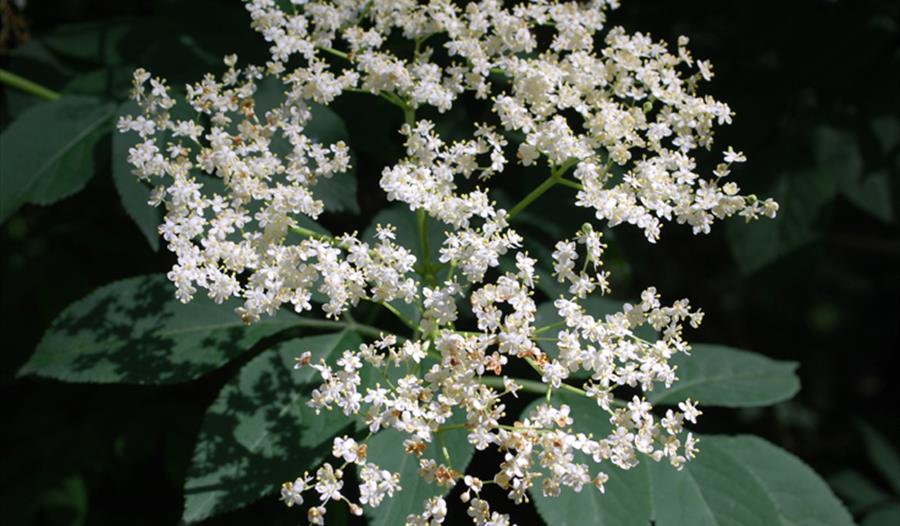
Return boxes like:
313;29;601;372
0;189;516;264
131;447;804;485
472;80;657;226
0;68;60;101
508;158;581;219
508;171;560;219
403;105;415;127
556;177;584;191
403;103;437;289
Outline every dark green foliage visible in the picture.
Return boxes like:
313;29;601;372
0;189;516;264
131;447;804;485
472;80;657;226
0;95;114;223
1;1;897;525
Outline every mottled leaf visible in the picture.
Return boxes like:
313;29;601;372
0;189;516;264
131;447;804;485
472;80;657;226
19;274;303;384
365;413;475;526
183;332;362;522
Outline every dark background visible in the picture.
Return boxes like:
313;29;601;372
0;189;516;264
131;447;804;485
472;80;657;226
1;0;898;524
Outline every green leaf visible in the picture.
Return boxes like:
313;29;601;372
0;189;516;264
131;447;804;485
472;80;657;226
306;102;359;214
40;475;89;526
4;41;75;119
61;67;134;100
829;470;891;513
41;19;138;66
649;344;800;407
19;274;303;384
112;101;161;251
527;391;653;526
718;435;855;526
649;439;780;526
527;393;853;526
862;504;900;526
726;171;823;274
842;170;893;223
0;96;115;223
365;414;475;526
182;332;361;522
727;126;862;274
858;422;900;494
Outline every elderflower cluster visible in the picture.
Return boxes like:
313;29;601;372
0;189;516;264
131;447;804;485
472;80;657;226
118;1;777;524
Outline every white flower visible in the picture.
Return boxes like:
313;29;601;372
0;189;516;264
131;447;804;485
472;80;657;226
117;1;776;520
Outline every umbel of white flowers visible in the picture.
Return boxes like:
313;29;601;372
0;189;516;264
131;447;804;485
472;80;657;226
118;1;777;524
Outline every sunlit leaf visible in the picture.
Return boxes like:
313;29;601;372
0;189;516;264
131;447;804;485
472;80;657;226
19;274;304;384
527;392;853;526
365;413;475;526
650;344;800;407
182;332;362;522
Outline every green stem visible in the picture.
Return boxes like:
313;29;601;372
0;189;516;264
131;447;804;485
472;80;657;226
508;159;580;219
317;46;350;61
416;208;435;285
556;177;584;191
0;68;60;101
479;375;547;395
291;225;331;241
533;320;566;336
377;299;419;331
436;423;468;432
508;171;560;219
291;317;385;339
438;430;453;467
403;105;415;126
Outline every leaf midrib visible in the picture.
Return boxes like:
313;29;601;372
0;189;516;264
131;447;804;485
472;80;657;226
652;367;796;403
6;101;113;211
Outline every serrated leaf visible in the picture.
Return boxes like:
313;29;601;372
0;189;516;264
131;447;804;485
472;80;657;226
182;331;361;522
649;344;800;407
0;96;115;223
112;101;162;251
19;274;304;384
526;393;853;526
719;435;855;526
649;439;780;526
365;413;475;526
858;422;900;494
